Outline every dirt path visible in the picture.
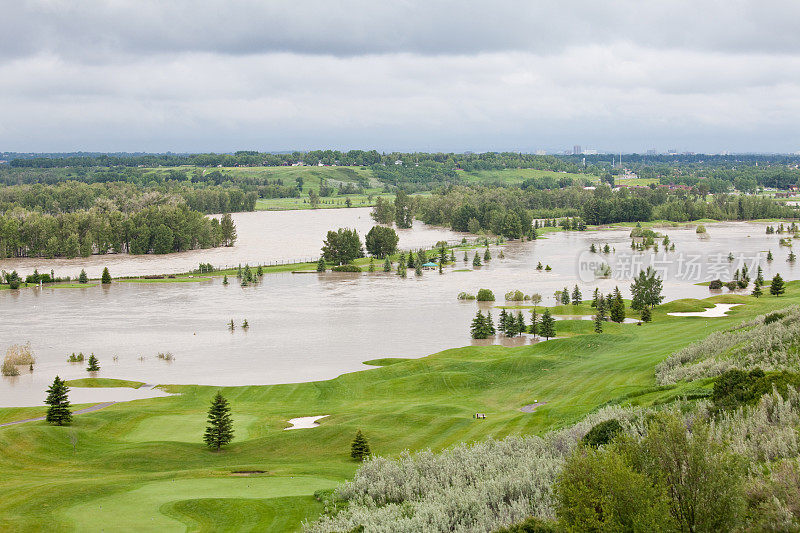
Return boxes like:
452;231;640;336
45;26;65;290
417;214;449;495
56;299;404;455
0;401;117;428
519;401;547;413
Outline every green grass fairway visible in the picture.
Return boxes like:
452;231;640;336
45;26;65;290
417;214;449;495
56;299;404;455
63;477;338;532
0;286;796;531
66;378;144;389
125;414;259;443
458;168;593;185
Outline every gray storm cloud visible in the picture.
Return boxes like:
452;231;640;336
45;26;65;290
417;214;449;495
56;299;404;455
0;1;798;152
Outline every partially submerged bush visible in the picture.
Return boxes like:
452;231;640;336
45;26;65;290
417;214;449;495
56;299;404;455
331;264;362;273
457;292;476;300
476;289;495;301
505;290;525;301
5;343;35;365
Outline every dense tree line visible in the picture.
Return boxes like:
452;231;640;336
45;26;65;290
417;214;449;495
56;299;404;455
0;205;235;258
413;185;796;235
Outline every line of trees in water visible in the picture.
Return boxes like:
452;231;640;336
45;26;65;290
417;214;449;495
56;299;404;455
412;185;796;236
0;206;236;258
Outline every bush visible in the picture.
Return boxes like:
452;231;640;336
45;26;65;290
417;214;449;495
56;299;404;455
477;289;495;301
709;279;723;290
581;419;623;447
457;292;476;300
1;358;19;376
505;290;525;301
331;264;362;273
5;343;35;365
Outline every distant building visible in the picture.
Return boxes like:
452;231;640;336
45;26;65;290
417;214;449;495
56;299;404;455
535;150;547;155
394;159;403;165
582;149;598;155
573;145;582;155
646;149;657;156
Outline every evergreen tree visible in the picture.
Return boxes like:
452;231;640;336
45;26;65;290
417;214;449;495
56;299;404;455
414;261;422;276
228;319;235;331
767;250;774;261
591;288;599;307
756;266;764;286
790;251;797;263
536;261;543;270
529;309;538;336
473;252;482;267
351;429;371;460
641;307;652;322
498;309;509;335
516;312;526;335
45;376;72;426
86;354;100;372
316;257;326;272
257;266;263;277
610;297;626;323
540;309;556;340
101;267;111;284
590;243;597;253
571;285;582;305
484;247;491;261
204;392;234;451
486;311;496;335
752;280;762;298
593;313;604;333
407;252;415;268
770;273;786;296
223;274;229;285
383;257;391;272
78;269;88;284
242;319;249;330
463;251;469;262
561;287;571;305
368;258;375;272
471;310;489;339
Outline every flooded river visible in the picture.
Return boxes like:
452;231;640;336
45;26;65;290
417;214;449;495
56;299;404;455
1;213;795;406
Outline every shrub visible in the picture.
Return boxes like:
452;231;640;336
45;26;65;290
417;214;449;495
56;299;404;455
157;352;175;361
696;224;707;234
331;264;362;273
5;343;35;365
505;290;525;301
477;289;495;301
1;358;20;376
457;292;476;300
581;419;623;447
709;279;723;290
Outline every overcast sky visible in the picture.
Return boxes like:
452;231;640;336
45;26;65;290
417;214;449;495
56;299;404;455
2;1;799;154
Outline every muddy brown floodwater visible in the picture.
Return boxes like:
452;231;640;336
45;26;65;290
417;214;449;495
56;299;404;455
0;215;795;406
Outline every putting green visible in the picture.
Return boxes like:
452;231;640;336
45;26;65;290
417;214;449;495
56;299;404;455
124;414;259;443
63;476;338;532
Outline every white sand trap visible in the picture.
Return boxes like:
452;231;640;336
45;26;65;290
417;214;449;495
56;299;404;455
284;415;329;430
667;303;742;318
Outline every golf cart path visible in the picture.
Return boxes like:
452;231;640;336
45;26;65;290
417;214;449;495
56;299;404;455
0;401;117;428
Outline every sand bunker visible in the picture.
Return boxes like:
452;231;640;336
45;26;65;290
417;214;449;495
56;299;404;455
520;402;547;413
667;303;741;318
284;415;329;430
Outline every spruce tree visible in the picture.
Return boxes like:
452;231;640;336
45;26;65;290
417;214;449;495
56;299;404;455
594;313;604;333
204;392;234;451
463;251;469;262
516;312;525;335
610;298;626;323
86;354;100;372
770;273;786;296
101;267;111;284
756;266;764;286
790;251;797;263
752;280;762;298
471;311;489;339
561;287;571;305
767;250;774;261
539;309;556;340
369;258;375;272
571;285;582;305
317;258;326;272
484;247;491;261
223;274;229;285
498;309;509;335
536;261;543;270
383;257;391;272
78;269;88;284
473;252;482;267
591;288;599;307
529;309;538;336
351;429;371;460
641;307;652;322
45;376;72;426
486;311;496;335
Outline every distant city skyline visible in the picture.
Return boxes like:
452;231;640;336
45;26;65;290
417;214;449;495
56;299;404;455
2;1;799;153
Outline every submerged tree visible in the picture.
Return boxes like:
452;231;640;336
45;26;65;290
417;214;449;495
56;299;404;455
86;354;100;372
45;376;72;426
204;392;234;451
630;267;664;314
